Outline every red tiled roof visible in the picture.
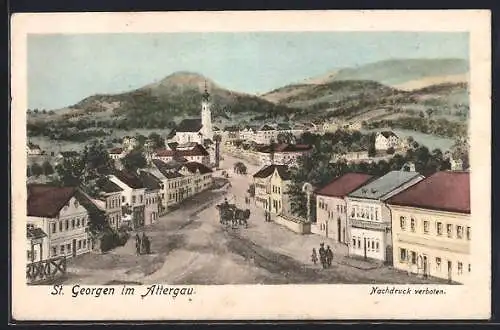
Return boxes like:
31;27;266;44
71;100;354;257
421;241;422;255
154;144;209;157
27;184;77;218
315;173;375;197
387;171;470;214
112;170;145;189
181;162;213;174
109;147;124;154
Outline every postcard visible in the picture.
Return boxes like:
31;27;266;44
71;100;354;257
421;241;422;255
11;10;491;321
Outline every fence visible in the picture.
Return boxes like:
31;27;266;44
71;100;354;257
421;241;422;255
26;256;67;284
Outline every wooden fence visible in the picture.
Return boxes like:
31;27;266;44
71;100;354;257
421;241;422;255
26;256;67;284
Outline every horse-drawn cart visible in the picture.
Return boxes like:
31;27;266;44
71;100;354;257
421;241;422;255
216;199;251;229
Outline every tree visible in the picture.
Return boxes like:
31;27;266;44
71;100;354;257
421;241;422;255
233;161;247;175
55;156;85;187
247;183;255;197
276;132;296;144
42;161;54;176
31;162;43;176
148;132;165;149
81;141;114;177
122;150;147;171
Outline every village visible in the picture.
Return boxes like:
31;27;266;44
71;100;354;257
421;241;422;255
26;85;470;285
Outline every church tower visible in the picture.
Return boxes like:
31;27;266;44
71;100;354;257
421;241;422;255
201;81;213;141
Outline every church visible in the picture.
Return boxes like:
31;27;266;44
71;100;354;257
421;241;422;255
167;82;214;145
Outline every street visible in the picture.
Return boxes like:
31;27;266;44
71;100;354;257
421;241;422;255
63;150;448;285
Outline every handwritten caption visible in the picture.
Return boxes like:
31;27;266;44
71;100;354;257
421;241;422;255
369;286;447;295
50;284;196;300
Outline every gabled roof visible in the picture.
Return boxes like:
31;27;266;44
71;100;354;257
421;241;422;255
348;170;423;201
151;159;184;179
97;178;123;193
109;147;124;154
316;173;375;198
27;225;47;240
253;164;291;180
181;162;213;174
176;118;202;133
257;143;312;153
112;170;145;189
259;124;275;131
387;171;470;214
379;131;399;139
27;142;41;149
138;171;162;191
27;184;78;218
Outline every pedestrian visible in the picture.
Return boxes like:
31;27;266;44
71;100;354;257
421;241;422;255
141;232;148;255
311;248;318;265
326;245;333;268
144;236;151;254
135;233;141;255
319;243;326;269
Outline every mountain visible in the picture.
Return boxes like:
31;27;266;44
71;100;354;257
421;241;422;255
31;72;297;129
297;58;468;88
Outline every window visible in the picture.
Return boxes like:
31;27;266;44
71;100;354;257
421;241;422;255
59;221;63;232
458;262;463;275
436;257;442;271
78;240;82;249
410;218;416;232
376;241;380;252
467;227;471;240
74;200;79;208
352;238;356;247
60;245;65;254
140;195;143;203
468;264;471;272
71;219;75;229
447;224;453;238
65;220;69;230
132;196;136;204
437;222;443;236
357;238;361;249
67;243;71;251
399;248;407;262
456;226;463;239
122;196;125;203
51;247;57;257
83;240;87;248
410;251;417;265
77;218;80;227
423;220;430;234
371;241;375;250
51;223;56;234
400;216;406;230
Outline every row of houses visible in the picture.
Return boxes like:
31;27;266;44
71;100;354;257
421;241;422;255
251;164;470;283
26;159;214;264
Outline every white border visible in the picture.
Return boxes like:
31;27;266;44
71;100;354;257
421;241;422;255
11;10;491;320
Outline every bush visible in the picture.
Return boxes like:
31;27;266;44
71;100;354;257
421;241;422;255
100;228;129;252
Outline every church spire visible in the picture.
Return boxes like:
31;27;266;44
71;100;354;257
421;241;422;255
202;80;210;102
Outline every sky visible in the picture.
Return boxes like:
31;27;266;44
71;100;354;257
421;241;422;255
27;32;469;110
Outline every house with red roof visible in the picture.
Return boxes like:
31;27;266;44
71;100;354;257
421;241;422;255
313;173;375;242
152;143;210;166
256;143;313;166
27;184;93;261
386;171;471;283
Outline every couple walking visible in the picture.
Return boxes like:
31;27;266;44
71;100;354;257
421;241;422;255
311;243;333;269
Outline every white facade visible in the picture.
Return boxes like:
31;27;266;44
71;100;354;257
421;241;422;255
28;196;91;259
174;131;203;145
255;129;278;145
315;195;348;242
144;189;159;226
375;132;401;151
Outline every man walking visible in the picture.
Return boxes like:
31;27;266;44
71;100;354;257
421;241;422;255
319;243;326;269
326;245;334;268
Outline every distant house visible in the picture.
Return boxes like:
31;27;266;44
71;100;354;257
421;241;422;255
95;178;124;230
256;143;313;166
27;184;92;260
239;125;258;142
152;143;210;166
123;136;140;151
314;173;375;242
331;150;371;164
375;131;401;151
27;142;42;156
56;151;79;164
26;224;48;264
255;124;278;144
138;172;161;226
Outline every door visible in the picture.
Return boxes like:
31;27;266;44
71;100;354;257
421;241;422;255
72;239;77;257
363;237;367;260
447;261;453;283
337;218;341;242
423;256;428;278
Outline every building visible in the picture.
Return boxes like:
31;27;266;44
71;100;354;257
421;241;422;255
26;224;48;263
109;147;127;160
239;126;258;142
169;83;213;144
346;170;425;263
375;131;401;151
331;150;371;164
256;143;312;166
55;151;80;165
109;170;146;229
152;143;210;166
387;171;470;283
254;124;278;144
95;178;124;230
314;173;375;242
178;162;214;195
27;184;92;260
123;136;139;151
27;142;42;156
252;164;291;216
138;172;161;226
